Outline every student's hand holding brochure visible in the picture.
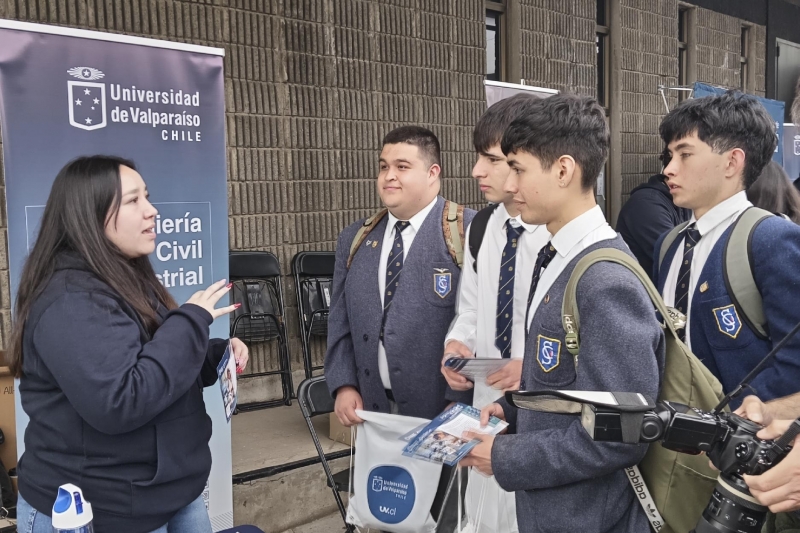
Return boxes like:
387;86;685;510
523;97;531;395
401;403;508;466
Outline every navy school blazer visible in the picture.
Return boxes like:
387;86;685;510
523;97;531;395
654;216;800;406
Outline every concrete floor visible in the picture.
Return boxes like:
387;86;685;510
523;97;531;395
278;512;348;533
231;405;352;532
232;404;349;475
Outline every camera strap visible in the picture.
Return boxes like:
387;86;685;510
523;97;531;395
625;465;665;532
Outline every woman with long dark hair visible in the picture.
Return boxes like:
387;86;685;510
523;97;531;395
8;156;249;533
748;160;800;224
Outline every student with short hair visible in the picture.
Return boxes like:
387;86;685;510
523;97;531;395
654;91;800;405
325;126;476;424
442;93;550;533
461;94;664;533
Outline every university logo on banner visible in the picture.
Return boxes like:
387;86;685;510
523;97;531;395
67;66;107;130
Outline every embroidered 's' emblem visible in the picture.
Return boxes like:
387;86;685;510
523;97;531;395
537;335;561;372
433;269;451;299
713;304;742;339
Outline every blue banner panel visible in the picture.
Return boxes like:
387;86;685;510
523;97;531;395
0;21;232;530
692;82;786;166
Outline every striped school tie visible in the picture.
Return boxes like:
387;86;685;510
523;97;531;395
381;220;410;340
495;220;525;358
673;223;701;342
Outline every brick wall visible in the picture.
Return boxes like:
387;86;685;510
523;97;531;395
696;7;766;97
619;0;679;200
0;0;486;402
618;1;767;202
519;0;596;96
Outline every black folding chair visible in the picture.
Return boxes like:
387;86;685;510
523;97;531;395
297;376;354;533
291;251;335;379
229;251;293;410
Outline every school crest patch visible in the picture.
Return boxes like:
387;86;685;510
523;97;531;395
537;335;561;372
434;268;451;299
713;304;742;339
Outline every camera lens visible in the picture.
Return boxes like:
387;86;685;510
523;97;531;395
692;475;766;533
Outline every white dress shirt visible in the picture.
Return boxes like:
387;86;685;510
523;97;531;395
526;205;618;331
378;196;439;389
446;203;550;407
662;191;752;348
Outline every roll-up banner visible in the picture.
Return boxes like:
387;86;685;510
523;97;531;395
0;20;232;530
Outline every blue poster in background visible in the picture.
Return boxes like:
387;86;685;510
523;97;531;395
693;82;786;166
0;20;232;530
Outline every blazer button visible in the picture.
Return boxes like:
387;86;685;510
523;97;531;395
364;369;370;376
373;403;379;409
363;334;369;341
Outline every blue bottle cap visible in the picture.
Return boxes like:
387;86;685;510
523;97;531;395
54;487;72;513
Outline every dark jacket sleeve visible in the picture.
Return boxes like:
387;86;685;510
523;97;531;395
200;338;229;387
32;292;213;435
323;229;360;397
617;189;677;279
747;219;800;401
491;264;664;492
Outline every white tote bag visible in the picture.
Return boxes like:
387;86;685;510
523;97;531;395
460;382;519;533
460;468;518;533
346;410;444;533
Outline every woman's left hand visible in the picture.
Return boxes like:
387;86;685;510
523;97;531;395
231;338;249;374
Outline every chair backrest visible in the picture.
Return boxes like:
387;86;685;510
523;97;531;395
298;376;335;418
229;251;284;342
292;252;335;337
230;251;282;279
293;251;336;277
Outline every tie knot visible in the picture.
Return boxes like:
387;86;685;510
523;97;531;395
539;242;556;260
684;224;701;246
396;220;410;232
505;219;524;238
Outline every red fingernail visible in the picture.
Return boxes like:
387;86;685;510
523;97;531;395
236;367;243;374
234;303;241;309
226;282;233;289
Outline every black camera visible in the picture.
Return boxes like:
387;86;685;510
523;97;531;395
506;390;800;533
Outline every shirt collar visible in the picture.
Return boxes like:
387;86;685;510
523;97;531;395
387;196;439;232
496;202;540;234
550;205;608;257
691;190;751;236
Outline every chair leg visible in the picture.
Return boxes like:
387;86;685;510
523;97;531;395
303;414;350;529
280;328;294;404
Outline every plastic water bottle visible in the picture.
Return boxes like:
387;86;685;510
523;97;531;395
51;483;94;533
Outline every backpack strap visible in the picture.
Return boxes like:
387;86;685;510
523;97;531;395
468;204;500;273
347;208;388;269
656;221;691;277
562;248;685;362
723;206;773;340
443;200;466;269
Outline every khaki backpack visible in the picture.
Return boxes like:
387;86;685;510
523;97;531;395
562;248;726;533
347;200;467;269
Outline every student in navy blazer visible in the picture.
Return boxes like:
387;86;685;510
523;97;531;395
325;126;476;424
653;92;800;407
461;94;664;533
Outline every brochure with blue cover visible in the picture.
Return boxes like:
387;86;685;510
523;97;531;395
217;341;237;422
401;402;508;466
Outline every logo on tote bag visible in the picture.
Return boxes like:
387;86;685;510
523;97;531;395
367;466;416;524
